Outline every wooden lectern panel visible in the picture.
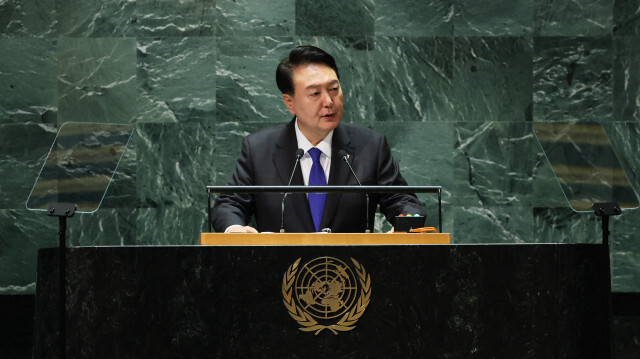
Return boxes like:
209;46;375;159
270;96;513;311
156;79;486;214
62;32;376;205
198;232;450;246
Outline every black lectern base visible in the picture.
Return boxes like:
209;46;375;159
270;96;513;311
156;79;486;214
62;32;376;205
33;244;610;358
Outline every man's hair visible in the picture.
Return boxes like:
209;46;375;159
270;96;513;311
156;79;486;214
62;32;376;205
276;45;340;95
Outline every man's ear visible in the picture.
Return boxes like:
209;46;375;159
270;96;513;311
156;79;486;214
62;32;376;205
283;93;295;114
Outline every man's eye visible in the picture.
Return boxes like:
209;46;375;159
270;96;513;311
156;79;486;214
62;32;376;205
330;87;339;92
310;92;320;97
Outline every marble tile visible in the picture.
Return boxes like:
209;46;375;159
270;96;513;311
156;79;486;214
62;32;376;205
373;121;453;194
534;0;613;36
533;36;613;123
135;122;216;209
454;0;533;36
214;121;276;186
453;122;538;207
533;207;600;243
136;0;215;37
613;36;640;122
216;37;294;124
66;208;137;246
56;0;136;37
137;37;216;124
372;37;455;122
611;208;640;291
0;124;57;209
136;207;207;245
453;36;533;122
0;209;57;295
532;147;572;208
216;0;294;36
452;205;534;243
0;38;57;124
0;0;56;37
373;121;454;231
375;0;453;36
614;0;640;36
295;0;374;36
98;136;137;209
609;122;640;197
57;37;137;124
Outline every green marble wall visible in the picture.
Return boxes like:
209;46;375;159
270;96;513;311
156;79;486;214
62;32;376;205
1;0;639;294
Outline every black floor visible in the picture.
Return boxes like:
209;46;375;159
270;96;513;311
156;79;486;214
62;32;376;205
0;295;34;358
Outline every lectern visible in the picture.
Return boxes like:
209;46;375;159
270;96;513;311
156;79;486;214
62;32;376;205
33;232;610;358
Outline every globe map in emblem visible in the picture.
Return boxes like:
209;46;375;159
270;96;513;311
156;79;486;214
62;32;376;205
294;257;358;320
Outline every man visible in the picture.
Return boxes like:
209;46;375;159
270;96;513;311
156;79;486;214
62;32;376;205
212;45;424;233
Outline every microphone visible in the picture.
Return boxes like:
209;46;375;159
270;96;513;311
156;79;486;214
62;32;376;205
280;148;304;233
338;150;370;233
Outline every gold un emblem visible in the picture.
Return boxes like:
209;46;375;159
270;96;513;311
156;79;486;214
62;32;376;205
282;256;371;335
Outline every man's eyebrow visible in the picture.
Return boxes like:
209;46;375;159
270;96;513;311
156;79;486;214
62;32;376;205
305;80;340;90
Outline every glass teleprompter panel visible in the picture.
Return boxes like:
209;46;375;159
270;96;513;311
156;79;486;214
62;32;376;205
26;122;133;213
533;122;639;212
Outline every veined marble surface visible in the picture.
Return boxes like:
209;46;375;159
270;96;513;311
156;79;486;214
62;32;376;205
1;0;639;294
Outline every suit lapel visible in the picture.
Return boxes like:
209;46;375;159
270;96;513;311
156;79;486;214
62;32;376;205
320;125;353;230
273;117;315;232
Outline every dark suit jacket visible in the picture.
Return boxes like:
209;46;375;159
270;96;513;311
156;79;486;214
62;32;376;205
212;118;425;233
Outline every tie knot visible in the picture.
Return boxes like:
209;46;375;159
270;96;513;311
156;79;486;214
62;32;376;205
308;148;322;163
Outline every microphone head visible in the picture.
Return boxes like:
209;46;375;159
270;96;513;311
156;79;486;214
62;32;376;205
337;149;349;160
295;148;304;158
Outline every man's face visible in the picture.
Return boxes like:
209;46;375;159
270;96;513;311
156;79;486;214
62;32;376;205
283;63;344;145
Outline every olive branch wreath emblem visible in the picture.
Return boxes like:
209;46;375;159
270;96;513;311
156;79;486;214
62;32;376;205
282;257;371;335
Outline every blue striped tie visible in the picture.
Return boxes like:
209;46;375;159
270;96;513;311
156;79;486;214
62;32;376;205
307;148;326;232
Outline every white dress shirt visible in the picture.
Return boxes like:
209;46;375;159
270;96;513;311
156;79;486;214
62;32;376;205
294;119;333;186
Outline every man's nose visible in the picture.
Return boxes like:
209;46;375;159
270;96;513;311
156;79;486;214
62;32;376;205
322;91;333;106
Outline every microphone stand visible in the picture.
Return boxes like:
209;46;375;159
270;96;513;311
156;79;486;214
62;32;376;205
281;149;304;233
339;152;370;233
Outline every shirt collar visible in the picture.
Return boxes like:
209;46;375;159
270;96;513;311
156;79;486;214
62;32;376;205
294;118;333;157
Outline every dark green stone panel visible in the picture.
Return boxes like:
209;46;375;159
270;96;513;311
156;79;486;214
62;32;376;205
452;205;534;243
0;124;57;209
613;36;640;122
214;121;275;186
137;37;216;124
533;207;600;243
533;36;613;123
295;0;374;36
135;122;216;209
216;0;294;36
453;122;538;207
0;38;57;124
216;37;294;124
98;139;137;210
373;121;454;230
136;207;207;245
56;0;136;37
0;209;57;294
614;0;640;36
454;0;533;36
66;208;136;246
136;0;215;37
0;0;56;37
531;150;570;209
375;0;453;36
609;122;640;195
373;37;454;122
453;36;533;122
611;208;640;292
57;37;137;124
534;0;612;36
